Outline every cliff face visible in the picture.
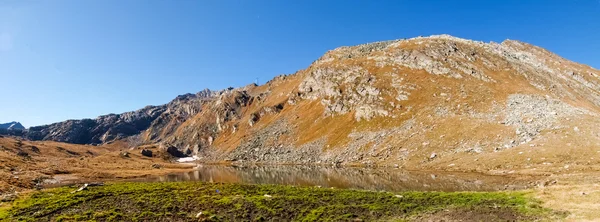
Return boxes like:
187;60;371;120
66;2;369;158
16;35;600;170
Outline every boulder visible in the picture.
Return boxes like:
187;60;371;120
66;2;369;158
429;153;437;159
16;150;29;158
140;149;153;157
165;146;186;158
29;146;40;153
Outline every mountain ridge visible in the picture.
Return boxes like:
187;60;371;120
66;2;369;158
6;34;600;171
0;121;25;130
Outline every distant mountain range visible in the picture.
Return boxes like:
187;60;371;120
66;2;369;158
0;121;25;130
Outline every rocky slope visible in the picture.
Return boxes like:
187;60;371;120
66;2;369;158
12;35;600;172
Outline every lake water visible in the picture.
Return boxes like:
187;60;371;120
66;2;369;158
118;165;532;192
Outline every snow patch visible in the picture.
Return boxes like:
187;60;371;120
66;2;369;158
177;156;199;163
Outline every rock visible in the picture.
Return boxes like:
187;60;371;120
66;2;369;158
16;150;29;158
151;163;162;169
71;182;104;193
120;151;130;158
466;146;483;154
429;153;437;159
184;146;193;156
393;164;399;168
0;193;17;202
72;184;88;193
207;136;214;145
29;146;40;153
165;146;187;158
140;149;153;157
541;180;558;187
248;113;259;127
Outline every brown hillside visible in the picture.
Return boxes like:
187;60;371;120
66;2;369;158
0;136;192;193
140;35;600;175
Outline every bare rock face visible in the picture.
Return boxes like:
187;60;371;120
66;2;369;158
143;89;218;142
298;66;389;121
161;89;255;154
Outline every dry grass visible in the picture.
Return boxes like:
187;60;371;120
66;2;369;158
537;183;600;221
0;137;194;193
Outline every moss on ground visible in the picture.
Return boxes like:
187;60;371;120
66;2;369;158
0;182;557;221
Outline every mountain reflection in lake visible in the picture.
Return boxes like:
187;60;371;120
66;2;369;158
127;165;530;192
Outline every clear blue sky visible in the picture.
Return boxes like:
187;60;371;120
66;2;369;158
1;0;599;127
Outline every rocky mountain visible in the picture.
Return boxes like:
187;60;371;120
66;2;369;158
24;89;218;144
13;35;600;170
0;122;25;130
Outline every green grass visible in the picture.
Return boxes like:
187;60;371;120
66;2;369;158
0;182;557;221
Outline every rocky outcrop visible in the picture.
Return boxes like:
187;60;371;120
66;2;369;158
161;89;255;154
299;66;390;121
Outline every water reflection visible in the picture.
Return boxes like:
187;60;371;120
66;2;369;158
126;165;529;192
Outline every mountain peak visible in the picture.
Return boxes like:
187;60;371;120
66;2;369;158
0;121;25;130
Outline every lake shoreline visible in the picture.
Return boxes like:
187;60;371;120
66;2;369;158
41;164;542;192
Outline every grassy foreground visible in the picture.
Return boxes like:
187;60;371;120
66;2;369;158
0;182;557;221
